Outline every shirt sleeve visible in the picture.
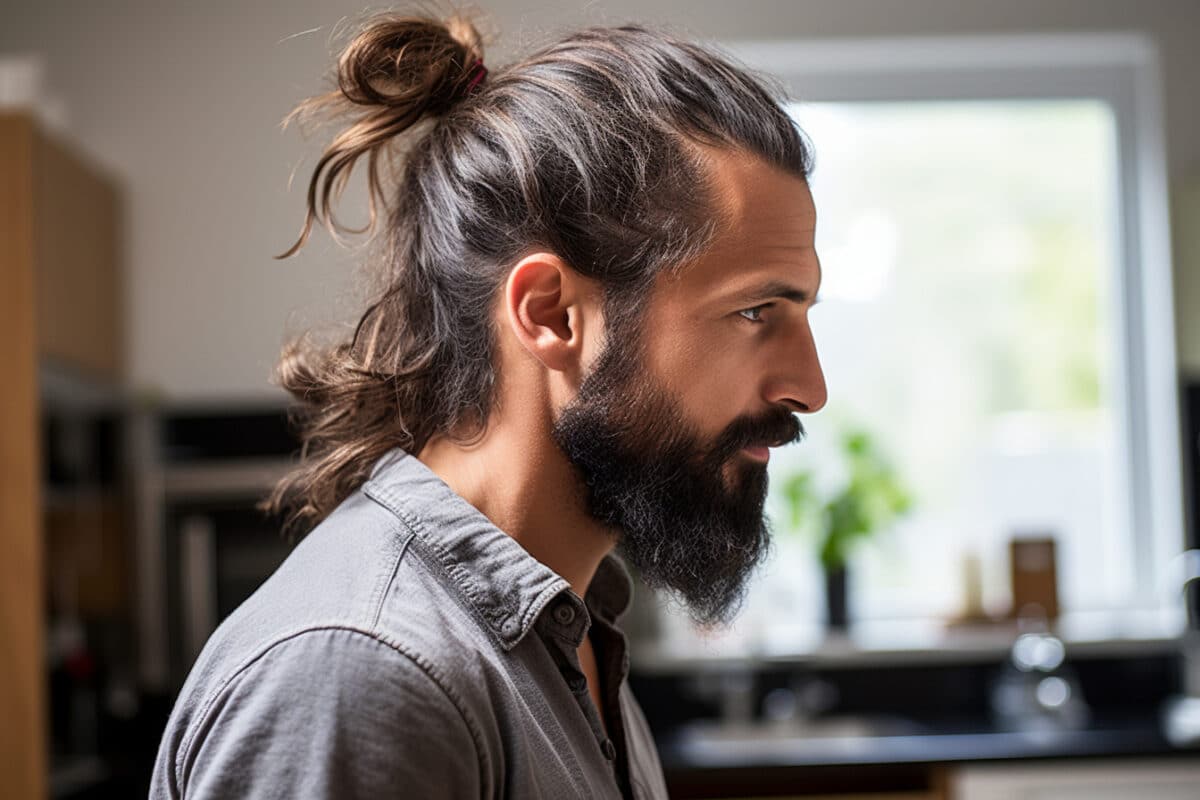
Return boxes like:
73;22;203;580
172;626;486;799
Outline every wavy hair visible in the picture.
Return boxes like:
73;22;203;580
261;6;813;541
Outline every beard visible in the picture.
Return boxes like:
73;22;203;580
551;322;804;627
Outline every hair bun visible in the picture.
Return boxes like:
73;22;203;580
336;13;486;111
277;11;487;259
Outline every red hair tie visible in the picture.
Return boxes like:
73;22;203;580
463;58;488;96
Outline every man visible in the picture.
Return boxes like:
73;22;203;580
152;10;824;799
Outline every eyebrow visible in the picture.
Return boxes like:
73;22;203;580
730;279;821;307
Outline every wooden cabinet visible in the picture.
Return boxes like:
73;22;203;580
0;112;122;800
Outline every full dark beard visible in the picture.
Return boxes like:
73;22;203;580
551;329;803;627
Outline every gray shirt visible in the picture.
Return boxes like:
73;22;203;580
150;448;670;799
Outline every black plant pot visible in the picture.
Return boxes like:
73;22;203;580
824;564;849;631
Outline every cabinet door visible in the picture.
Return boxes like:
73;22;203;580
32;120;122;378
952;760;1200;799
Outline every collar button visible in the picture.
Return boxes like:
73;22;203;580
552;602;576;626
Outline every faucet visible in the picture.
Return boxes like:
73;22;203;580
1163;549;1200;746
990;610;1089;731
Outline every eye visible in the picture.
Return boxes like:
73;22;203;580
738;303;772;323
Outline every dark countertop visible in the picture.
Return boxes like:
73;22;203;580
657;713;1189;771
655;712;1200;798
633;650;1200;796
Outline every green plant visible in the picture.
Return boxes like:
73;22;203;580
781;428;914;571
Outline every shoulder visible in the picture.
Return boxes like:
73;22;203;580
192;488;411;668
185;626;484;748
155;626;491;799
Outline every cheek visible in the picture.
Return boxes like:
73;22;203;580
646;321;757;430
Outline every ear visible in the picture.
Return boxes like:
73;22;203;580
503;251;593;376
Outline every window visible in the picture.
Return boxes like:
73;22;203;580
646;34;1184;659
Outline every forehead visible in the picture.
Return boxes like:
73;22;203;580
672;149;818;295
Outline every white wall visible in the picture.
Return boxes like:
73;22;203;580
2;0;1198;400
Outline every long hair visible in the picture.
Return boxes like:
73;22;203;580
261;7;813;541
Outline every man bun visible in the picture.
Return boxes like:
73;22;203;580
278;10;487;258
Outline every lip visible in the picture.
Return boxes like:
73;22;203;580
741;445;771;462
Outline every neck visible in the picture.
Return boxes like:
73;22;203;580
416;417;614;600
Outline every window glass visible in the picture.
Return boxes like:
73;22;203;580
652;100;1126;656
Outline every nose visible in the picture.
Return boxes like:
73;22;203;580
763;323;827;413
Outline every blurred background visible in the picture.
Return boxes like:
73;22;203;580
2;1;1200;798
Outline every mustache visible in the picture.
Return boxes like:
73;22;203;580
711;407;805;462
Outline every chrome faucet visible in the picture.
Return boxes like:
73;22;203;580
991;610;1088;731
1163;549;1200;746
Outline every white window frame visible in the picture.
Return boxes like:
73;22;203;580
719;33;1185;622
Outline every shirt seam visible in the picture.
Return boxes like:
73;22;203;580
175;624;491;794
368;517;411;632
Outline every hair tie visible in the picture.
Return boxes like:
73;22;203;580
462;58;488;97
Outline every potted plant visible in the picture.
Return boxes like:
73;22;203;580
780;428;913;632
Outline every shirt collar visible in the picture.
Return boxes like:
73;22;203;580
362;448;633;650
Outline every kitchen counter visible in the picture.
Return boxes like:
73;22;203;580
632;648;1199;797
656;713;1198;798
658;713;1185;770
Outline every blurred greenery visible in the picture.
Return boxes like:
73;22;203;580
781;428;914;571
